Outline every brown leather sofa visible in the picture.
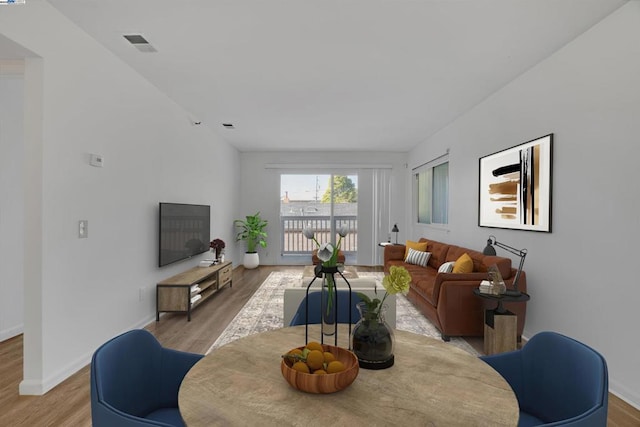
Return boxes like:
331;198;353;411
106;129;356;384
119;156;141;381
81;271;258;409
384;238;527;341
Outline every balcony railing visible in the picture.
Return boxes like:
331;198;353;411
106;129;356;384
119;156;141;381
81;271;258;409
281;215;357;254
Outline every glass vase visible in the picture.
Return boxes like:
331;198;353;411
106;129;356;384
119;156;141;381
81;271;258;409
351;302;395;369
320;274;336;338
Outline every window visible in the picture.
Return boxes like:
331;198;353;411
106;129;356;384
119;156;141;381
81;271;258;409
280;173;358;255
415;157;448;225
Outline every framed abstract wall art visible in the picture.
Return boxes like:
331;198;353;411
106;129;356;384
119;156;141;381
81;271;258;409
479;134;553;232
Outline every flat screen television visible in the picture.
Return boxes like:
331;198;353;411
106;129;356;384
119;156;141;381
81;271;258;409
158;202;210;267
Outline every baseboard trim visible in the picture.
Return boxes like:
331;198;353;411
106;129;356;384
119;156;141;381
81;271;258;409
0;324;24;343
19;315;157;396
610;381;640;411
19;379;45;395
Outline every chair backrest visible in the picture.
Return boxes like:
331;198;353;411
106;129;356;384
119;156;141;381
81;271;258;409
289;290;362;326
91;329;166;419
520;331;608;424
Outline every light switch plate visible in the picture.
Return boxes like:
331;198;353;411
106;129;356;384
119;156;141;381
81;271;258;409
79;220;88;238
90;154;104;167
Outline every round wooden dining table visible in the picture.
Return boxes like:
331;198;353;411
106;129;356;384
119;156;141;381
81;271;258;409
179;325;518;426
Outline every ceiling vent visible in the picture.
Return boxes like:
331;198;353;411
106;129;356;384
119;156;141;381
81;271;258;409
123;34;157;53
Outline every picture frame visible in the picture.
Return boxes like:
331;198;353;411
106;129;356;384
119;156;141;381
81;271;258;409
478;134;553;232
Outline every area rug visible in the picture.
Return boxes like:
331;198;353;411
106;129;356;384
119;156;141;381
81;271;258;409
207;271;479;355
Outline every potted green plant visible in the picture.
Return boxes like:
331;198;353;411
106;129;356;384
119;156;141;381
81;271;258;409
234;212;268;269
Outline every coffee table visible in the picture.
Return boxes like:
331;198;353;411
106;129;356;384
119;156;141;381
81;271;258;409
179;325;518;426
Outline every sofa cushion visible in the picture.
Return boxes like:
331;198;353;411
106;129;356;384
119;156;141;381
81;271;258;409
438;261;455;273
445;245;512;279
405;265;439;305
405;248;430;267
453;253;474;273
424;239;450;269
404;240;428;258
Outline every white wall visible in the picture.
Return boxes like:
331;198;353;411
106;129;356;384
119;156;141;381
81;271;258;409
408;2;640;407
0;2;240;394
0;67;25;341
239;151;407;266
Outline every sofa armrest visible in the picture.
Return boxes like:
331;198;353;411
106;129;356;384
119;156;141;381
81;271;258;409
434;278;489;337
435;271;528;337
432;272;488;302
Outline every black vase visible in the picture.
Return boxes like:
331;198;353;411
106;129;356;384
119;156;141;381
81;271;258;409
351;302;395;369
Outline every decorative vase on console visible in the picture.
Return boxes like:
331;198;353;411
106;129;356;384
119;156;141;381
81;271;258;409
353;265;411;369
210;238;225;262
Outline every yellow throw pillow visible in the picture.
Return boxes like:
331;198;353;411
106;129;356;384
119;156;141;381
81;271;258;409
404;240;428;259
452;253;473;274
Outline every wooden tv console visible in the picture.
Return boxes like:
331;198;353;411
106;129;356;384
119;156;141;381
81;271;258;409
156;261;232;321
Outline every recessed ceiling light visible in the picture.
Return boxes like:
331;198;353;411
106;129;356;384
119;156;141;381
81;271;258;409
222;123;235;129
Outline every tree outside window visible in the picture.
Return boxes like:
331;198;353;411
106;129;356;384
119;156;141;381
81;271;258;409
322;175;357;203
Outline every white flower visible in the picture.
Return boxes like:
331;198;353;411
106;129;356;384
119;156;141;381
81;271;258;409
317;243;334;262
337;225;349;237
302;228;315;240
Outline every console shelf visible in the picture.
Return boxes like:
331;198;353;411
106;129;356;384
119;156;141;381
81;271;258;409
156;261;233;321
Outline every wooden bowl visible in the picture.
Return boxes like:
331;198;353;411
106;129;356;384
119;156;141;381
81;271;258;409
281;344;359;394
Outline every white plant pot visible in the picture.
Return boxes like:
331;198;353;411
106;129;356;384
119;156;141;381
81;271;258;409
243;252;260;269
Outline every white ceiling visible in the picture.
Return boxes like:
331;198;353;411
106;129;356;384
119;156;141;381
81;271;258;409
47;0;626;152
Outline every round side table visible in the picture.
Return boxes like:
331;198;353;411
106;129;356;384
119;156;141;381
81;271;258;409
473;289;530;355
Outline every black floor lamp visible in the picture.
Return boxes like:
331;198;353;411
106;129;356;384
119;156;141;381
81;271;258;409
482;235;527;297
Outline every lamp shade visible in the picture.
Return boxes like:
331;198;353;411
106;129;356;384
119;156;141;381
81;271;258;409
391;224;399;233
482;239;497;256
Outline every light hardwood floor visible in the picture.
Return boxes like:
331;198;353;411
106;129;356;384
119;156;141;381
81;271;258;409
0;265;638;426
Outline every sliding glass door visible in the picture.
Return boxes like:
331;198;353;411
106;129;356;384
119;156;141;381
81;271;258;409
280;173;358;260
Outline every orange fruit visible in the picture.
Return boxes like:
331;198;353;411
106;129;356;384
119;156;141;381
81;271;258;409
323;351;336;363
306;350;325;371
326;360;345;374
313;369;327;375
305;341;323;352
292;361;310;374
286;348;302;362
288;348;303;359
283;348;303;364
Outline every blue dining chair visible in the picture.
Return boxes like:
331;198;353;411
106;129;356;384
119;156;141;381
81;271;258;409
289;290;362;326
90;329;203;427
480;331;608;427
